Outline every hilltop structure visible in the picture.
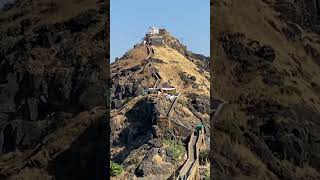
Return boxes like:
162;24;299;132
144;26;165;46
148;25;159;35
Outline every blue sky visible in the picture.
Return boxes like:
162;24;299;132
110;0;210;62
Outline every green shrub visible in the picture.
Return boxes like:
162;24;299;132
199;149;209;165
163;139;185;163
178;99;187;107
110;161;124;176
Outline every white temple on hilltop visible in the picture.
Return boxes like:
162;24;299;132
143;25;165;46
148;25;159;35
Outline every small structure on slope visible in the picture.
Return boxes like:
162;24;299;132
145;87;177;98
150;35;165;46
196;123;207;150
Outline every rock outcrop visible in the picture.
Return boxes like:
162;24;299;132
211;0;320;179
0;0;108;179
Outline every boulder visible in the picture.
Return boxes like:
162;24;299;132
136;148;172;177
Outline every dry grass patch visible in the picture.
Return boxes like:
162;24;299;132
152;46;209;96
233;143;267;178
112;115;126;127
152;154;164;165
281;159;320;179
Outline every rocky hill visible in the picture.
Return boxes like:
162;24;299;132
110;31;210;179
0;0;107;179
211;0;320;179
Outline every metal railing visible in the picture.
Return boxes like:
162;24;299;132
166;93;180;117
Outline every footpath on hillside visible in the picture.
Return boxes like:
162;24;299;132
143;44;220;180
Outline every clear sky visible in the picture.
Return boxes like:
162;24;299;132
110;0;210;63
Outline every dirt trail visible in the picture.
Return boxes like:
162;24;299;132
143;44;213;180
174;100;227;180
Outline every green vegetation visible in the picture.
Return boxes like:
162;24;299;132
204;169;210;180
199;149;209;165
110;161;124;177
163;139;185;163
178;99;187;107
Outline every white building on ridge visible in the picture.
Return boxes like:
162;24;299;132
143;25;165;46
148;25;159;35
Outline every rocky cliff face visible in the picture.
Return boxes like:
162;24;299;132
0;0;107;179
211;0;320;179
